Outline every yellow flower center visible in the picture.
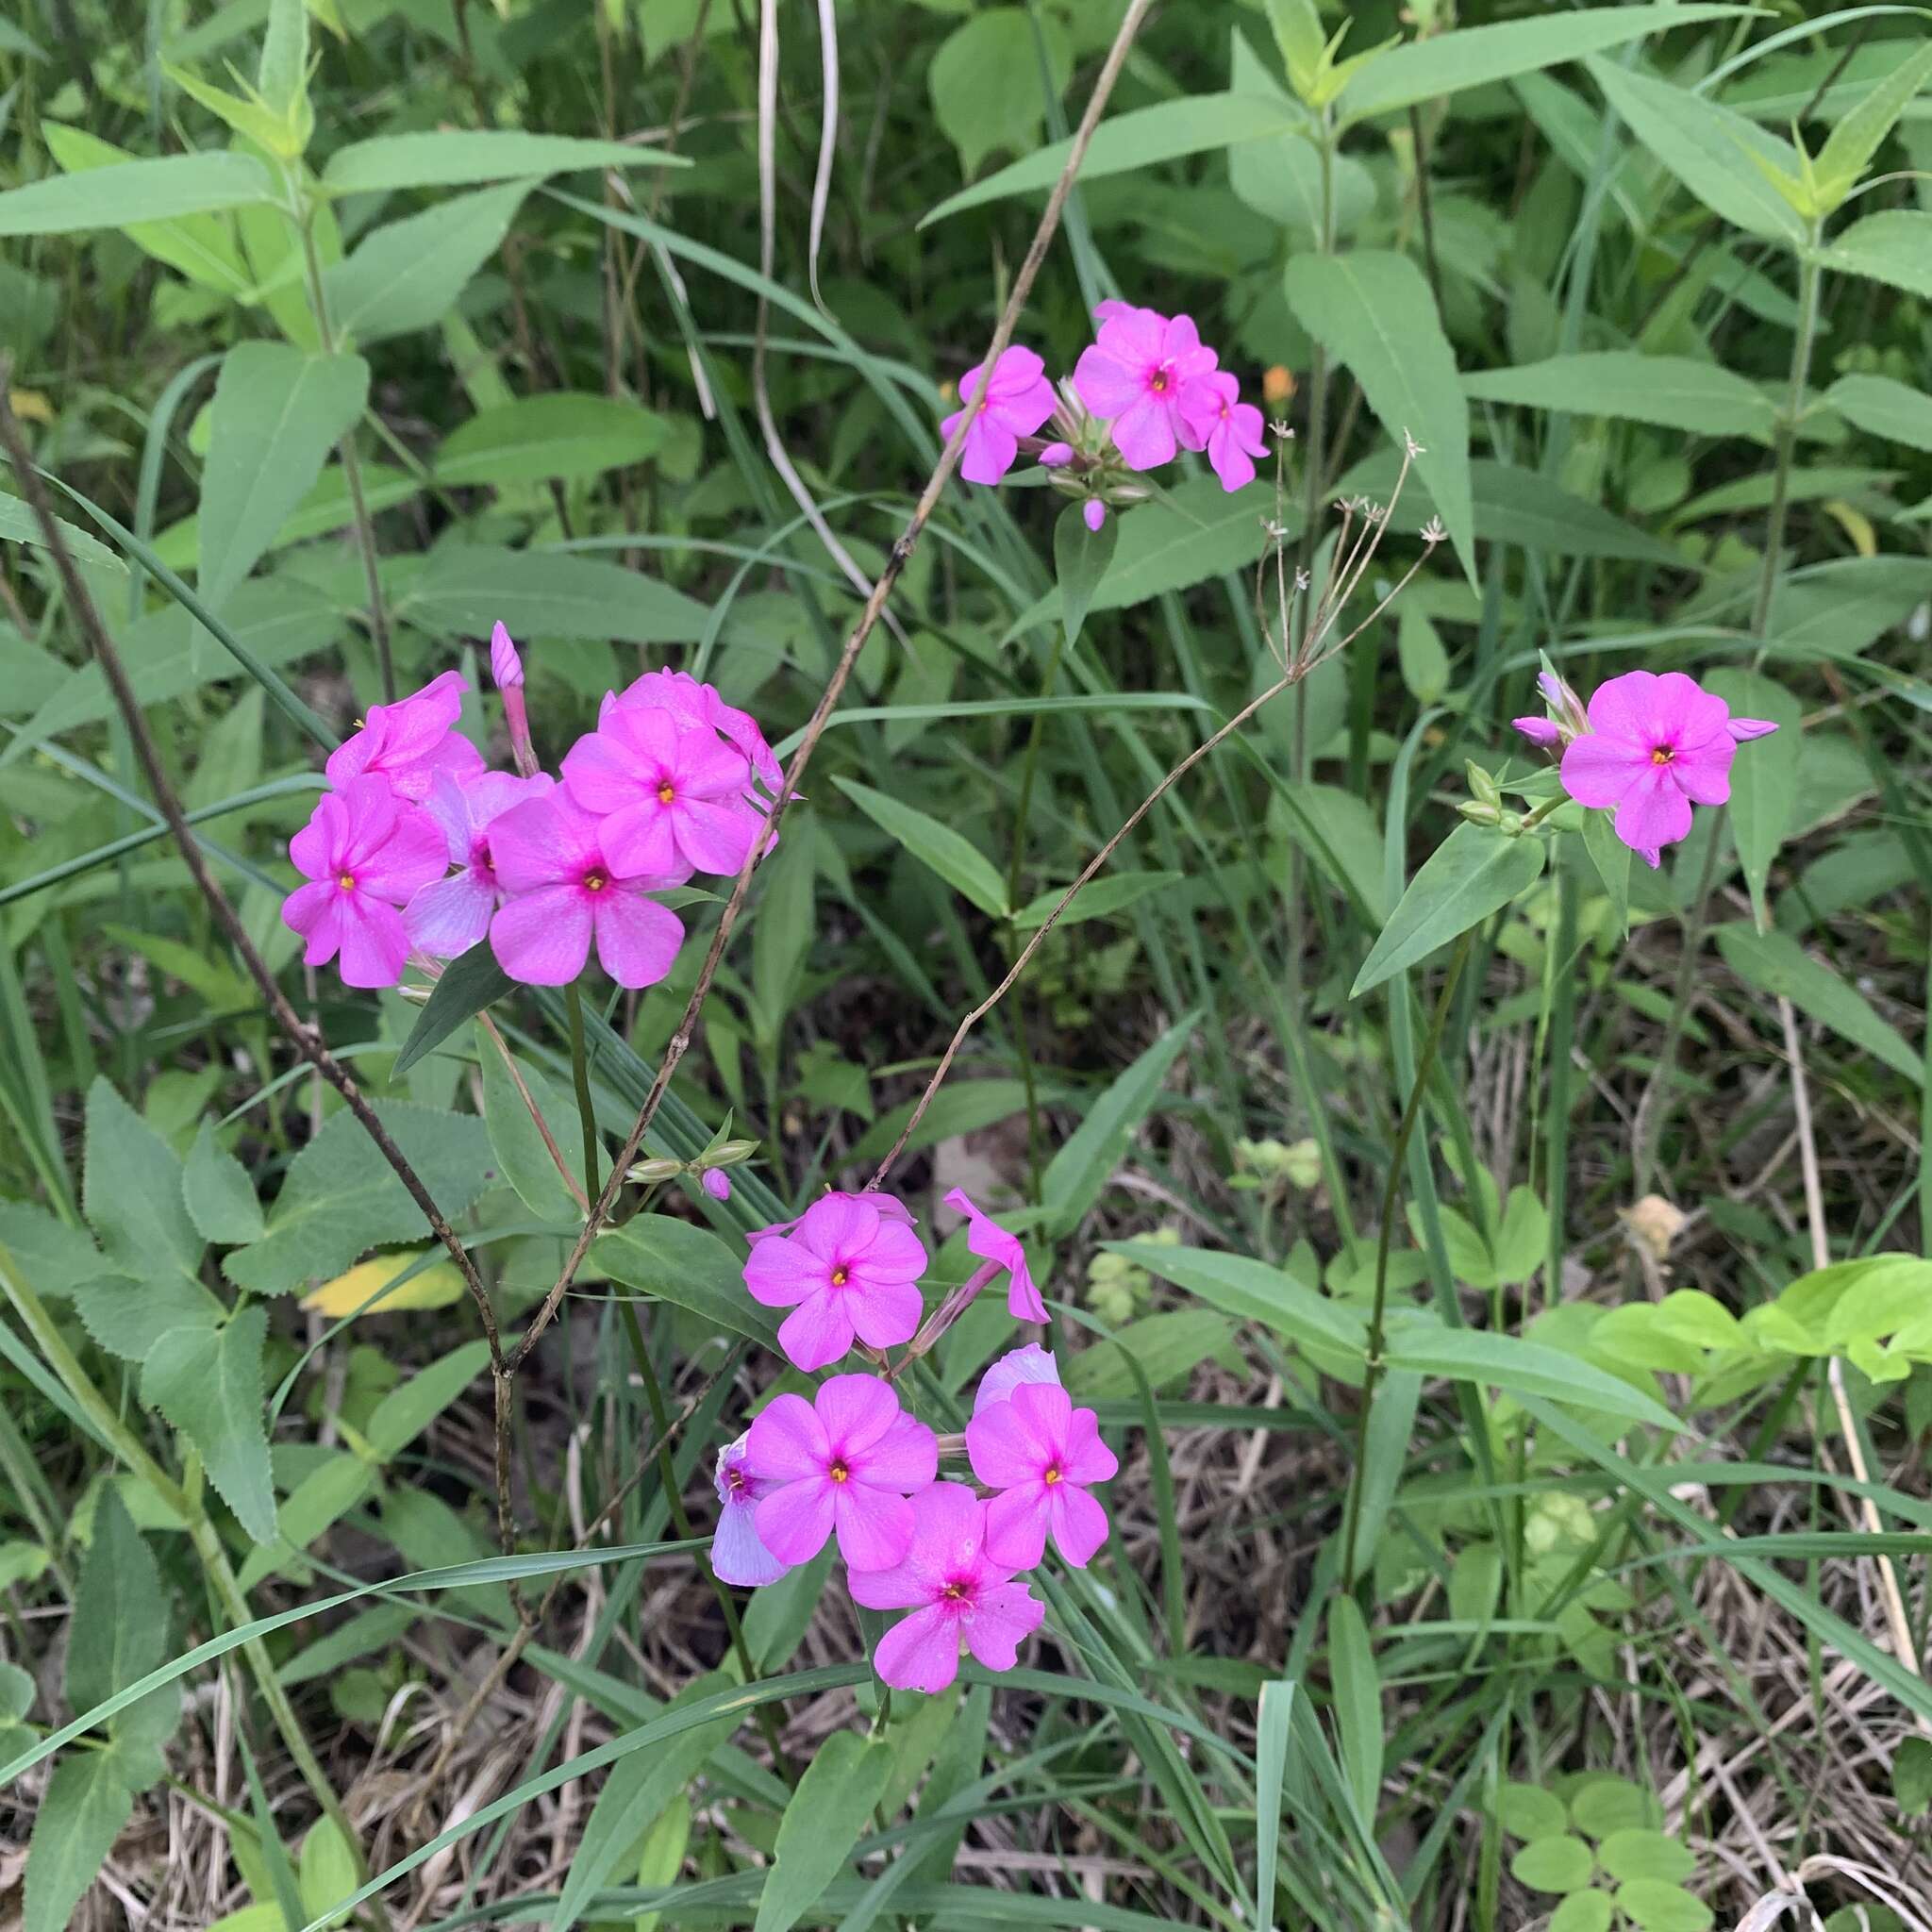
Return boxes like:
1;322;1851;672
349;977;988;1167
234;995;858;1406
583;870;608;892
337;873;356;892
1650;745;1675;766
830;1266;849;1287
657;782;676;805
942;1581;968;1600
828;1461;850;1485
1043;1465;1063;1486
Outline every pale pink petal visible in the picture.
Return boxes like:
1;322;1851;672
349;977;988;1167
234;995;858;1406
982;1482;1048;1570
755;1477;836;1564
591;889;684;988
746;1392;827;1477
1560;732;1650;809
848;1275;924;1349
845;1554;930;1611
816;1373;902;1456
336;900;410;989
1728;717;1778;741
798;1194;878;1263
1108;391;1176;471
872;1604;962;1692
966;1401;1043;1491
422;771;475;860
1584;670;1657;746
491;887;592;985
1010;1382;1072;1457
743;1239;815;1309
776;1292;856;1372
593;801;686;884
1613;765;1692;861
1095;305;1165;362
1072;343;1145;420
973;1345;1062;1414
671;794;760;875
902;1480;983;1574
489;794;599;892
404;871;495;958
960;1580;1043;1671
356;808;449;902
560;729;641;816
1060;1407;1119;1485
857;1410;938;1492
1513;717;1561;747
1047;1483;1109;1567
1671;740;1735;807
833;1484;913;1571
712;1500;790;1587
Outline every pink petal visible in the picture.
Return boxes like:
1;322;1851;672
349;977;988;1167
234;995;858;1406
846;1552;931;1612
1671;741;1735;807
1010;1381;1072;1455
281;878;337;941
355;808;450;903
404;871;495;958
856;1410;938;1493
847;1275;924;1349
288;791;344;882
1083;500;1106;533
798;1193;879;1262
816;1373;902;1457
591;888;684;988
560;729;641;816
776;1292;857;1373
743;1239;815;1310
288;887;345;966
1584;670;1658;746
1728;717;1778;741
966;1401;1043;1491
981;1482;1048;1570
1072;343;1146;420
1060;1406;1119;1485
862;1218;929;1282
1207;419;1257;493
489;794;599;892
872;1604;962;1692
959;414;1020;487
1613;765;1692;860
973;1345;1062;1414
1513;717;1561;747
1108;391;1177;472
671;794;761;875
335;900;410;988
490;886;592;985
1047;1483;1109;1567
985;344;1046;396
902;1480;984;1576
833;1483;913;1571
960;1579;1043;1671
746;1392;827;1476
1095;305;1165;363
1560;732;1650;809
755;1477;836;1565
1007;1267;1048;1324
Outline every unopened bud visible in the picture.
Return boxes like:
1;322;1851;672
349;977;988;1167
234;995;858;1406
701;1168;732;1202
1457;800;1503;827
1038;441;1074;468
1466;761;1501;808
627;1158;685;1184
709;1139;758;1166
489;621;524;691
1083;500;1107;533
1261;364;1295;406
396;983;433;1005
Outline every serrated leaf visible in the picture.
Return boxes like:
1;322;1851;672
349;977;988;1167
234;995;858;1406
24;1750;135;1932
1713;924;1922;1083
833;775;1008;920
83;1078;203;1291
1828;372;1932;454
1818;209;1932;301
199;344;369;612
1041;1009;1200;1238
183;1118;266;1245
0;1202;106;1301
72;1272;223;1364
1813;42;1932;208
1285;249;1474;583
1351;823;1546;998
142;1309;277;1544
68;1488;167;1710
224;1104;494;1295
754;1730;895;1932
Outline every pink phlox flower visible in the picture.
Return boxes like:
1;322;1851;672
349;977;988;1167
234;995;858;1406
562;702;765;884
404;770;554;958
604;670;784;802
486;791;685;988
748;1374;938;1572
282;776;448;989
743;1191;928;1371
966;1380;1117;1570
710;1433;790;1587
848;1482;1044;1692
325;670;486;803
746;1191;916;1245
1180;371;1268;493
973;1344;1062;1416
1559;670;1777;869
1073;306;1220;472
944;1188;1047;1324
941;345;1058;486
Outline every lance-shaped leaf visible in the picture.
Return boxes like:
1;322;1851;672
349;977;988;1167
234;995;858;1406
1352;823;1546;997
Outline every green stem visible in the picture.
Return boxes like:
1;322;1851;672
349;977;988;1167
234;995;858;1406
296;201;395;703
564;983;602;1202
1749;233;1823;646
1340;928;1474;1586
0;1255;360;1859
1006;629;1066;1194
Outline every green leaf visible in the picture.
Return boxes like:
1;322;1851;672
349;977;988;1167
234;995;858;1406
257;0;308;123
477;1032;581;1224
753;1730;894;1932
0;1201;106;1300
1107;1241;1369;1360
1338;7;1746;125
599;1216;781;1350
750;812;818;1047
833;775;1008;920
1011;869;1181;932
1054;501;1118;650
923;92;1304;225
1509;1834;1594;1894
1613;1878;1712;1932
0;147;276;237
1713;924;1922;1084
1894;1735;1932;1817
1383;1324;1680;1430
73;1272;223;1364
224;1104;494;1295
394;943;514;1077
297;1819;358;1931
323;131;684;194
1703;670;1801;924
24;1751;136;1932
322;179;530;344
1497;1781;1569;1841
552;1679;739;1932
199;344;369;612
1325;1596;1381;1821
1284;249;1474;582
1597;1829;1693;1883
0;492;127;575
1581;808;1632;940
365;1338;494;1463
142;1308;278;1544
1041;1010;1200;1238
1818;209;1932;301
83;1079;203;1291
1587;56;1808;244
1550;1893;1614;1932
69;1488;167;1710
435;393;668;490
1352;823;1546;998
1827;372;1932;455
1813;42;1932;208
1063;1309;1233;1402
394;543;715;645
1397;605;1449;704
928;8;1071;178
1463;352;1775;441
183;1117;265;1245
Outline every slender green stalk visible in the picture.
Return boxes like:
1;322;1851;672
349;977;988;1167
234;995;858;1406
1749;236;1823;646
564;983;602;1202
1340;927;1474;1585
296;203;396;703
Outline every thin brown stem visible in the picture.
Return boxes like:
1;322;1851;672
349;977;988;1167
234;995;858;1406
508;0;1160;1371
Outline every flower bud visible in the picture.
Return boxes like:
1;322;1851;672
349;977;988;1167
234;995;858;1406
489;621;525;691
701;1168;732;1202
708;1139;758;1166
1083;500;1107;533
627;1157;686;1184
1465;760;1501;808
1038;441;1074;468
396;982;433;1005
1261;364;1295;406
1457;800;1503;827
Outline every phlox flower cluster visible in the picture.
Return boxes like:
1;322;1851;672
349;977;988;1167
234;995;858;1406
1515;668;1777;868
711;1190;1118;1693
281;631;779;991
942;301;1269;531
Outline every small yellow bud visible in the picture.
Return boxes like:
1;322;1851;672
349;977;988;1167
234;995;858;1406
1261;365;1295;406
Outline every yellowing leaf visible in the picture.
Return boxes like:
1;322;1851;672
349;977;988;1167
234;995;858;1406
1822;499;1877;558
302;1248;464;1319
